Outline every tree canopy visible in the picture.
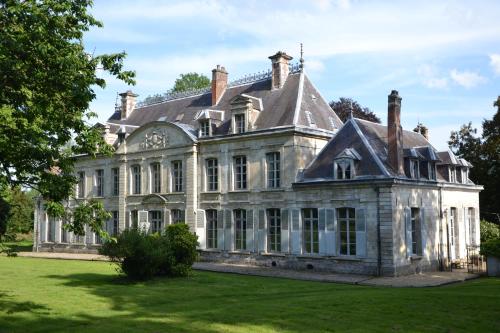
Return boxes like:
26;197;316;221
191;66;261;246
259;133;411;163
329;97;381;123
172;73;210;93
0;0;135;235
449;96;500;223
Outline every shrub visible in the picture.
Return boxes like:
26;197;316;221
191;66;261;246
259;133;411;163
480;220;500;243
99;224;198;280
480;238;500;258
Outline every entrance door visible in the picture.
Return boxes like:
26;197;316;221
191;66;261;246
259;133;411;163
449;208;457;261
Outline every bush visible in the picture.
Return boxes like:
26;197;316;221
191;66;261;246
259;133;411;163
480;220;500;243
480;238;500;258
99;224;198;280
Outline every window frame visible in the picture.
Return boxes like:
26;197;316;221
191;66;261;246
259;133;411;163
206;209;218;249
206;158;219;192
234;209;247;251
266;152;281;188
334;158;354;180
150;162;161;194
171;209;185;224
171;160;183;192
410;207;422;256
95;169;104;197
234;113;246;134
233;156;247;190
77;171;85;198
150;210;163;234
111;168;119;196
267;208;281;252
131;165;141;195
200;119;211;137
302;208;319;254
338;207;356;256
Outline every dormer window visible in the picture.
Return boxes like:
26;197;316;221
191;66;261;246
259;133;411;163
410;159;419;179
200;119;210;137
449;166;456;183
429;162;436;180
234;113;246;134
334;159;354;180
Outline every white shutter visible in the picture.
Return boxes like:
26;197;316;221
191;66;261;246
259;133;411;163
165;209;171;225
281;209;289;253
405;207;412;257
325;208;336;255
318;208;327;255
224;209;232;251
196;209;205;249
291;209;301;254
40;215;46;243
138;210;149;232
355;208;366;257
419;208;426;256
217;210;224;249
258;209;266;252
246;209;254;251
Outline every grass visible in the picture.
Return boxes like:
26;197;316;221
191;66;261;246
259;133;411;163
0;257;499;333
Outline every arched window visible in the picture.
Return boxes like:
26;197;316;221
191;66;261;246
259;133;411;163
334;159;355;180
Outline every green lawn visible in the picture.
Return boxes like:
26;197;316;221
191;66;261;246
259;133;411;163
0;257;499;333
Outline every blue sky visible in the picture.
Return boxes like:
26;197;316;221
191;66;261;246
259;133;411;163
85;0;500;150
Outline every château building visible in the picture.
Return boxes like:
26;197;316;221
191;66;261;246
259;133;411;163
33;51;481;276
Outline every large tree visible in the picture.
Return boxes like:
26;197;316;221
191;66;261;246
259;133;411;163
329;97;381;123
0;1;135;235
172;73;210;93
449;97;500;223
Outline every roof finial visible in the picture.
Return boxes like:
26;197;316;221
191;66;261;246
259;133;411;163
299;43;304;69
348;101;354;119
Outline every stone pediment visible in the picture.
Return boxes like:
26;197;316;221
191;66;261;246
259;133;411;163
141;194;167;206
141;128;168;149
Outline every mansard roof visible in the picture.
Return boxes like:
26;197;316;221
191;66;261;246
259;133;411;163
106;72;342;137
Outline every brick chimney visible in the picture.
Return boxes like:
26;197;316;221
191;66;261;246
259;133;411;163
211;65;228;106
120;90;138;120
387;90;404;175
269;51;293;90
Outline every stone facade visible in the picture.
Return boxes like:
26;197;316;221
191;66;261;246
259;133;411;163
33;51;482;276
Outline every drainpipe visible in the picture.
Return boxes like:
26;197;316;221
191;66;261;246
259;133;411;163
375;187;382;276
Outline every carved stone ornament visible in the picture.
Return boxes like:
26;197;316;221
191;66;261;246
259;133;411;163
141;128;168;149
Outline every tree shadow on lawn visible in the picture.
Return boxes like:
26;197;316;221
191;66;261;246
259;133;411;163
36;271;500;333
0;291;51;315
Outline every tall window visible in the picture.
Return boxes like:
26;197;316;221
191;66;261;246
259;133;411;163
266;152;280;188
449;167;456;183
468;207;475;245
172;160;183;192
95;169;104;197
234;114;245;134
61;221;68;243
338;207;356;256
108;211;119;237
150;211;163;234
131;165;141;194
206;210;218;249
429;163;436;181
111;168;119;196
200;120;210;137
131;210;138;229
450;207;456;246
411;160;419;179
206;158;218;191
77;171;85;198
233;156;247;190
267;209;281;252
47;216;56;242
234;209;247;250
150;163;161;193
303;208;319;254
411;208;422;255
171;209;185;224
335;159;353;180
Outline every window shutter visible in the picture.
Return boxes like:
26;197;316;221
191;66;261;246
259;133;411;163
291;209;301;254
258;209;266;252
405;207;412;257
246;209;254;251
470;209;477;245
125;211;130;229
463;207;468;245
224;209;232;251
281;209;289;253
40;216;46;243
196;209;205;249
319;208;327;255
419;208;426;256
217;210;224;250
165;209;171;225
355;208;366;257
325;208;336;255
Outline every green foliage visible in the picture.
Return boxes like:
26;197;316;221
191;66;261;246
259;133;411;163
172;73;210;92
480;238;500;258
100;224;198;280
480;220;500;243
71;199;111;237
0;0;135;234
4;187;35;234
329;97;381;123
449;100;500;223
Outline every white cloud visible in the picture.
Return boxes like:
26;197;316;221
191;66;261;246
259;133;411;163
417;64;448;89
306;59;325;72
490;54;500;75
450;69;487;88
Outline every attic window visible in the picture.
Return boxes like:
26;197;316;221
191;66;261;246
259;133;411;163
410;159;419;179
305;111;317;128
234;114;246;134
334;159;354;180
200;120;210;137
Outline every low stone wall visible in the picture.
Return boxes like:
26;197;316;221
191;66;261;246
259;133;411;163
37;243;100;254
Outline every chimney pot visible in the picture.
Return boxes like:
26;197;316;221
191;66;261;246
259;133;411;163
119;90;138;120
269;51;293;90
211;65;228;106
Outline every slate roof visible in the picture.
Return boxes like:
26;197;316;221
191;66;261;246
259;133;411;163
301;117;471;182
106;72;342;137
